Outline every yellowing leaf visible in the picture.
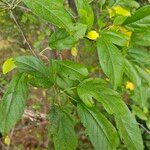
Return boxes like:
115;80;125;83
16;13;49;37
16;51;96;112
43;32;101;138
126;81;135;91
71;47;78;57
119;27;132;38
109;25;132;46
108;6;131;18
86;30;99;40
2;58;16;74
109;25;132;37
113;6;131;17
4;136;10;145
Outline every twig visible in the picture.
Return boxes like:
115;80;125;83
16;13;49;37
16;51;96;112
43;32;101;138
12;0;22;9
10;10;37;57
17;5;31;12
63;92;78;102
0;0;10;6
138;123;150;134
39;47;51;62
59;86;76;94
11;0;16;4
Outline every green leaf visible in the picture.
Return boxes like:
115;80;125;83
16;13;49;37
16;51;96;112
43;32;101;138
113;16;128;25
51;60;88;99
48;106;78;150
98;0;106;7
70;23;87;41
52;59;89;81
101;30;130;46
124;59;141;87
146;119;150;129
131;105;148;121
75;0;94;29
2;58;16;74
77;78;144;150
131;30;150;47
0;74;29;134
49;28;76;50
55;75;78;100
15;56;48;77
127;47;150;67
123;5;150;32
117;0;140;9
15;56;53;88
23;0;73;31
49;23;87;49
135;65;150;86
131;84;148;108
77;104;119;150
97;38;124;89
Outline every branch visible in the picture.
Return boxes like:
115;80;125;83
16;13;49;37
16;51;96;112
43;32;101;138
0;0;10;6
10;10;38;57
17;5;31;12
138;123;150;134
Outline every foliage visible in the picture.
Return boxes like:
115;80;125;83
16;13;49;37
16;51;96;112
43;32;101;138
0;0;150;149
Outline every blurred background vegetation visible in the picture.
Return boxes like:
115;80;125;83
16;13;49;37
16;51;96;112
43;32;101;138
0;0;150;149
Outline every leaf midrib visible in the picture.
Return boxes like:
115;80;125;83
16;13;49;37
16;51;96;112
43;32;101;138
3;74;25;132
102;39;116;87
16;60;48;78
32;0;71;30
119;117;141;150
57;61;87;77
82;105;113;148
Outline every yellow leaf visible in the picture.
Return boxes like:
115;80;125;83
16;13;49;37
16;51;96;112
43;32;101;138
113;6;131;17
119;27;132;38
4;136;10;145
71;47;78;57
86;30;99;40
2;58;16;74
109;25;132;46
117;26;132;46
126;81;135;91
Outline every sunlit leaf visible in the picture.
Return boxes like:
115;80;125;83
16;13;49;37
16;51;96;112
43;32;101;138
2;58;16;74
